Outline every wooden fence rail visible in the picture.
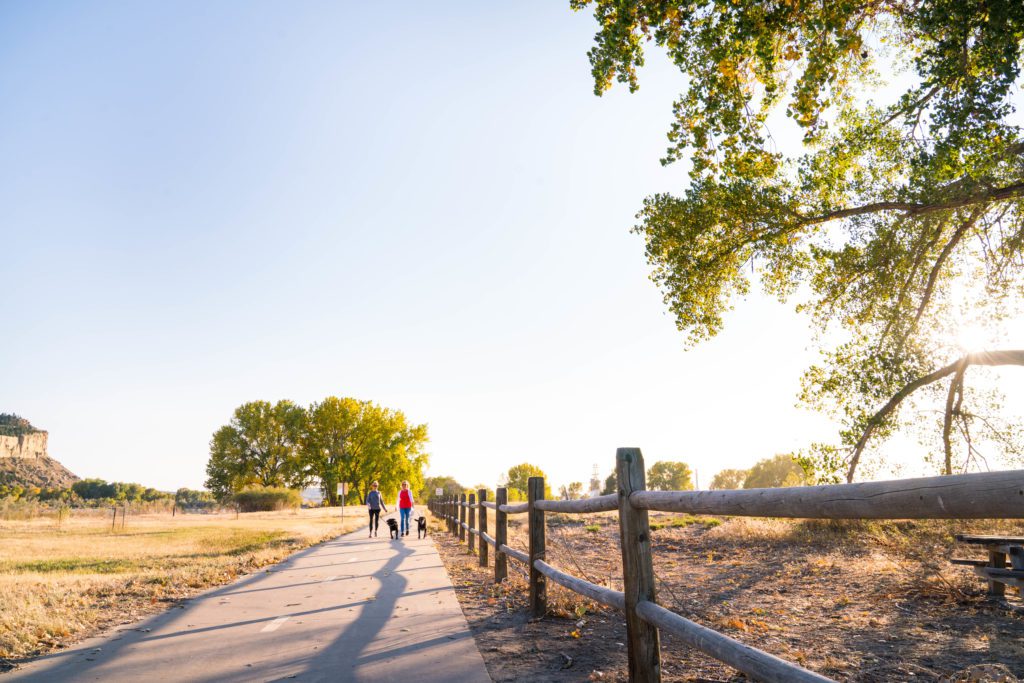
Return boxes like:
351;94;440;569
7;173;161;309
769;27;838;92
427;449;1024;682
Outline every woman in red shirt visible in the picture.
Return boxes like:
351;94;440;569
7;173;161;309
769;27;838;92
397;480;414;537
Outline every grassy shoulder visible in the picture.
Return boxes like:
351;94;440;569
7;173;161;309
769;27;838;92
0;507;364;660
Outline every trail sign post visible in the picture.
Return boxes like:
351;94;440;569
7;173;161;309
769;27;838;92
337;483;350;521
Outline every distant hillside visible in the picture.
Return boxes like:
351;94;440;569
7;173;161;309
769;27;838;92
0;456;79;490
0;413;78;490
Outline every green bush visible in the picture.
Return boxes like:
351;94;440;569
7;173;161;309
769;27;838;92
233;487;301;512
175;487;217;510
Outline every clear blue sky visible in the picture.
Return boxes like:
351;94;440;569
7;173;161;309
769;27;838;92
5;1;990;493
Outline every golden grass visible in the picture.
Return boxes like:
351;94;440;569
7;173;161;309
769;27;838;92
0;507;364;659
476;510;1024;614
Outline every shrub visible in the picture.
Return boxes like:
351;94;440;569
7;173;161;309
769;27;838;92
233;487;301;512
175;487;218;510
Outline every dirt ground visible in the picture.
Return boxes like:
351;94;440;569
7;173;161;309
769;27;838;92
429;511;1024;682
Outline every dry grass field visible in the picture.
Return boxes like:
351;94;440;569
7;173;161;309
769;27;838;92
434;510;1024;682
0;507;364;661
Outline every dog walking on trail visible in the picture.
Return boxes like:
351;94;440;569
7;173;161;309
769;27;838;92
397;480;415;537
366;481;388;538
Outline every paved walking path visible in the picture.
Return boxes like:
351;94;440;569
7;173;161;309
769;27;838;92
8;528;492;682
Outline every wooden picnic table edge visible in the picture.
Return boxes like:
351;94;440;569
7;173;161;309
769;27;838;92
955;534;1024;544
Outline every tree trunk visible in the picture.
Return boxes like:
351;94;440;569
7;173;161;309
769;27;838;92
323;473;338;506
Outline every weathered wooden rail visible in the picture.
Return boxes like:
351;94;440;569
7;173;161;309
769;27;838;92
428;448;1024;682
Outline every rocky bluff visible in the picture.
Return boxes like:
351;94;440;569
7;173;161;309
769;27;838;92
0;431;49;459
0;417;78;489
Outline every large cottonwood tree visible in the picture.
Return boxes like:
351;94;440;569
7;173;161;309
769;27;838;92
205;400;307;500
301;397;366;506
574;0;1024;481
301;396;428;506
205;396;428;503
344;402;428;506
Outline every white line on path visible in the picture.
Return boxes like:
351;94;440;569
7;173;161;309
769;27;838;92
260;617;289;633
323;576;337;582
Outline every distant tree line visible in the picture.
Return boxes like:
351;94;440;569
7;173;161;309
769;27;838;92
421;464;555;503
709;454;806;490
601;460;695;496
204;397;429;507
595;456;803;494
0;477;174;506
423;461;699;503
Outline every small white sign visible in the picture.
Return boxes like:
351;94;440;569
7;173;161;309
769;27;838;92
435;488;443;496
337;482;349;496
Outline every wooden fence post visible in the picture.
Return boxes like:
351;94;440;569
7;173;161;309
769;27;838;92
528;476;547;618
495;487;508;583
459;493;467;542
478;488;489;568
617;447;662;683
468;493;476;553
449;496;455;535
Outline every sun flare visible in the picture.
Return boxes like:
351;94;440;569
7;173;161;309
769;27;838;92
954;324;992;354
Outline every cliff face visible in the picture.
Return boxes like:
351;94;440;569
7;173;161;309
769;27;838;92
0;432;48;459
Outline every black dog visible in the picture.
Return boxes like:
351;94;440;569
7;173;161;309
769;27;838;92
386;517;399;540
416;516;427;539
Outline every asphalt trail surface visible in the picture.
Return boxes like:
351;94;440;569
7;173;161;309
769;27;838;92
8;528;491;682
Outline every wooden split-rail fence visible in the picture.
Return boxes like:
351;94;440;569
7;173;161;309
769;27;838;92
428;447;1024;683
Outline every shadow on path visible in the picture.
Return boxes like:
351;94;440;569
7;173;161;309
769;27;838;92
5;538;336;678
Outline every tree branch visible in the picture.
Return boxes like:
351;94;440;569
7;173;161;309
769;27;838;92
799;181;1024;228
881;82;943;128
846;349;1024;482
895;207;984;357
877;218;942;349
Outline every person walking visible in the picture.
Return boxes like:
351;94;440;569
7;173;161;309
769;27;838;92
366;481;387;538
397;480;414;537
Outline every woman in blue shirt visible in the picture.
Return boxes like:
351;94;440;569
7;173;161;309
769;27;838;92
366;481;387;537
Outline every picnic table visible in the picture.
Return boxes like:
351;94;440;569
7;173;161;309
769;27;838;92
952;534;1024;597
